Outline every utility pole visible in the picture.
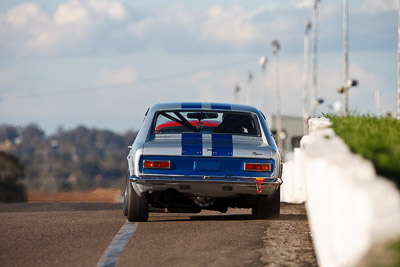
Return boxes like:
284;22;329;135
303;18;312;135
259;56;268;114
311;0;320;117
272;40;283;152
343;0;350;115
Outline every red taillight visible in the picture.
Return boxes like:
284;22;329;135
143;160;170;169
244;163;271;172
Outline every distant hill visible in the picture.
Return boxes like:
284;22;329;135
0;124;137;192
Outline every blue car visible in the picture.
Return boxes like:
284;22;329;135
123;102;282;222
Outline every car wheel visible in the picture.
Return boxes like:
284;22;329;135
127;181;149;222
122;174;128;216
252;188;280;219
268;187;280;218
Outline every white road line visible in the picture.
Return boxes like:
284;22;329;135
97;221;138;267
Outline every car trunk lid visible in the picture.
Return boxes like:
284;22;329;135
143;134;272;158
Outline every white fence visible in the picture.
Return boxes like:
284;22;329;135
281;117;400;267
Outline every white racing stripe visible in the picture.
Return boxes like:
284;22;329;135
97;221;138;267
202;134;212;156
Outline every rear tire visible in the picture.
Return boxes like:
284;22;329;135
127;181;149;222
252;188;280;219
122;175;128;216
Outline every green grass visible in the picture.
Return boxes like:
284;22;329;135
324;114;400;189
390;239;400;267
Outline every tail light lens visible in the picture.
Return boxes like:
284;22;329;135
244;163;271;172
143;160;171;169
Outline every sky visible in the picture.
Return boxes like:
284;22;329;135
0;0;398;134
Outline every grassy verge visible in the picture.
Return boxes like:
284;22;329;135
390;239;400;267
325;115;400;189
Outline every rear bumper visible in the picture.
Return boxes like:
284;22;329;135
130;175;282;196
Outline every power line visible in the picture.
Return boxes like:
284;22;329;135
0;58;254;100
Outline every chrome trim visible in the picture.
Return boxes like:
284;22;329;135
130;174;282;185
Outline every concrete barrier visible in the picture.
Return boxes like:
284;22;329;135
280;150;307;204
298;118;400;267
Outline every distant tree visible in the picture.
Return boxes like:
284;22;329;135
0;125;20;143
77;161;102;190
125;130;137;146
20;123;45;142
0;123;139;192
0;151;27;202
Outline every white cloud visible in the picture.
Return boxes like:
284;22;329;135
97;67;137;86
200;5;265;48
5;3;49;28
127;4;305;51
360;0;397;14
54;0;126;25
88;0;126;21
129;5;198;41
0;3;56;56
0;0;128;57
0;1;395;58
26;32;58;55
54;0;89;26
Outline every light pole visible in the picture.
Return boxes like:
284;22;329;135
259;56;268;114
234;83;240;104
397;0;400;119
303;18;312;135
247;72;253;105
311;0;320;117
272;40;283;152
343;0;350;114
338;79;358;104
338;0;359;114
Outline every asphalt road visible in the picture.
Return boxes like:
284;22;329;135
0;203;317;267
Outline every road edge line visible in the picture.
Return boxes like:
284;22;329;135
97;221;138;267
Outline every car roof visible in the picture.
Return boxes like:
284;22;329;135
134;102;276;150
150;102;260;113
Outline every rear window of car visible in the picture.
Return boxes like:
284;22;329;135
153;110;260;136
